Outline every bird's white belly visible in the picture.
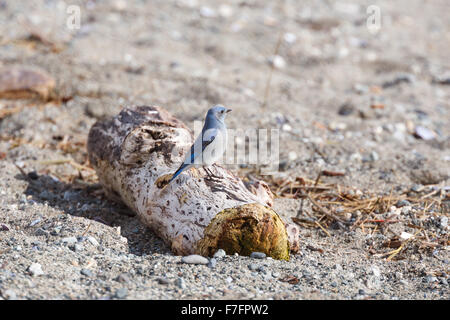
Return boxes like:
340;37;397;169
201;131;227;165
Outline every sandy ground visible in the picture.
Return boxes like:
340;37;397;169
0;0;449;300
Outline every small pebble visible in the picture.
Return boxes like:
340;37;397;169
115;288;128;299
116;273;130;283
1;289;17;300
87;236;99;246
283;32;297;44
257;266;267;274
181;254;209;265
370;151;379;161
432;73;450;85
269;55;286;69
29;218;42;227
199;6;217;18
395;199;411;208
338;103;354;116
440;216;448;229
400;232;413;240
80;269;94;277
248;264;258;271
61;236;78;245
218;4;233;18
175;277;186;289
51;226;62;235
382;73;415;88
371;266;381;278
27;171;39;180
411;184;424;192
28;263;44;276
213;249;226;259
157;277;170;285
353;83;369;94
250;252;266;259
208;258;217;269
288;151;297;161
414;126;436;140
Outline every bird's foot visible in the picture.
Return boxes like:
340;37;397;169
204;166;221;179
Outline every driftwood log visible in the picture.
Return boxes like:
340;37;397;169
87;105;299;260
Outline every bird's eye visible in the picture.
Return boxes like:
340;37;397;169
221;110;224;113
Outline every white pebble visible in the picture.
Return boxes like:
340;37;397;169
218;4;233;18
288;151;297;161
200;6;217;18
181;254;209;265
87;236;99;246
62;236;78;245
371;266;381;277
400;232;413;240
269;55;286;69
213;249;226;258
414;126;436;140
28;263;44;276
283;32;297;44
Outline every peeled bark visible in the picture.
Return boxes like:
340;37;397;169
87;105;299;260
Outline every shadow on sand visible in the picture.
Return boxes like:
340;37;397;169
15;170;171;256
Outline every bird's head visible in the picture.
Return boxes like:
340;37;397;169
207;105;232;122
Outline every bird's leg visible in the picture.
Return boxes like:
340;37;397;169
203;166;212;177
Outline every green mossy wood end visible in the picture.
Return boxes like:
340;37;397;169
197;203;290;260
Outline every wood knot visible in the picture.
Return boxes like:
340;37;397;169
155;173;172;189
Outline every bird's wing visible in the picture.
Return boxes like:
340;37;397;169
188;128;218;164
169;127;219;183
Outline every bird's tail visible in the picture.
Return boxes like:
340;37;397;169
168;163;190;184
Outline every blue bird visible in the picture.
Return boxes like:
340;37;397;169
168;105;231;184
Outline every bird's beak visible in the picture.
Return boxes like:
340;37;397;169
226;109;232;113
